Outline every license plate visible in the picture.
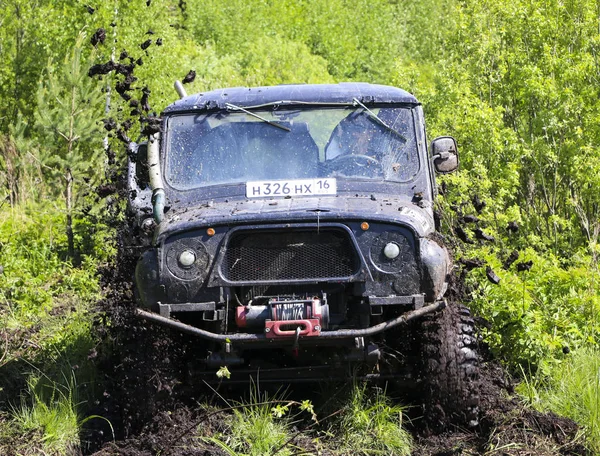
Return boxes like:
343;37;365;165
246;178;337;198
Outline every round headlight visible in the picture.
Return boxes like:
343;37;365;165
166;238;209;280
383;242;400;259
178;249;196;268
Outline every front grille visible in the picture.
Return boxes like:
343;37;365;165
222;229;359;282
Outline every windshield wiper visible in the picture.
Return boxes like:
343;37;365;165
225;102;291;132
352;98;406;143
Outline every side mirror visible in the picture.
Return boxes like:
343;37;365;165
431;136;459;173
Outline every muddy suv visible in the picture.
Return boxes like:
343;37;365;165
128;83;479;427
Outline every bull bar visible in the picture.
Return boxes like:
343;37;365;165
135;299;446;343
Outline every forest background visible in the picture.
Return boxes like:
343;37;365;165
0;0;599;454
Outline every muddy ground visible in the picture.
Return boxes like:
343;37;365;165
83;321;588;455
76;251;588;456
86;367;587;456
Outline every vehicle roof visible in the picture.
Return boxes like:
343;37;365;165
163;83;420;114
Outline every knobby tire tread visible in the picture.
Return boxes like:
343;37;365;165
420;302;480;432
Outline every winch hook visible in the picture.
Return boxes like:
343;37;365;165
292;326;301;358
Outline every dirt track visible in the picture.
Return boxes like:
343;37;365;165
79;251;587;456
84;337;587;455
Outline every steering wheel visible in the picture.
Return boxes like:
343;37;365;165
325;153;382;177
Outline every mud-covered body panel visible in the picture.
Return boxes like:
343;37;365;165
156;194;434;241
132;82;451;366
136;194;449;316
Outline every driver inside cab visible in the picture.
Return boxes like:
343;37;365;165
324;107;413;180
325;110;382;160
324;109;388;178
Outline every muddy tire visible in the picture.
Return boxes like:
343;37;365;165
419;302;479;431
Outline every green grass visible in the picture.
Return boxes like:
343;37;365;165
4;368;111;456
0;204;111;455
518;347;600;453
0;205;102;344
12;373;82;454
201;383;413;456
333;384;412;456
0;203;104;363
202;387;305;456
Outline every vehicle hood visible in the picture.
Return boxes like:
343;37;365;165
155;194;434;241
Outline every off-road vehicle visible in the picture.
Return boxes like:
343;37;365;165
128;82;479;427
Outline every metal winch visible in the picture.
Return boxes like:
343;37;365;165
235;296;329;338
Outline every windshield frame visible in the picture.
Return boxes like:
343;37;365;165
162;103;424;194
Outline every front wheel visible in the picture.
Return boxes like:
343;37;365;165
419;302;480;431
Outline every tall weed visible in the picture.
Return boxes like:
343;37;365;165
202;387;305;456
432;171;600;372
519;347;600;453
466;251;600;373
12;373;81;453
335;384;412;456
8;368;112;456
0;205;110;453
0;204;103;365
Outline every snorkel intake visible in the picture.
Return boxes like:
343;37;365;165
149;81;189;224
148;132;165;223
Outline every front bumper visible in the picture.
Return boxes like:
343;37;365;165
135;299;445;343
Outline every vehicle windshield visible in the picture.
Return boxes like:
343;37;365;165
165;106;419;190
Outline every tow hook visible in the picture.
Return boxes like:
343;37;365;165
292;326;301;358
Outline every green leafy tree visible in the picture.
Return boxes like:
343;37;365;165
390;0;600;370
183;0;405;83
0;0;95;134
35;33;104;260
411;0;600;256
